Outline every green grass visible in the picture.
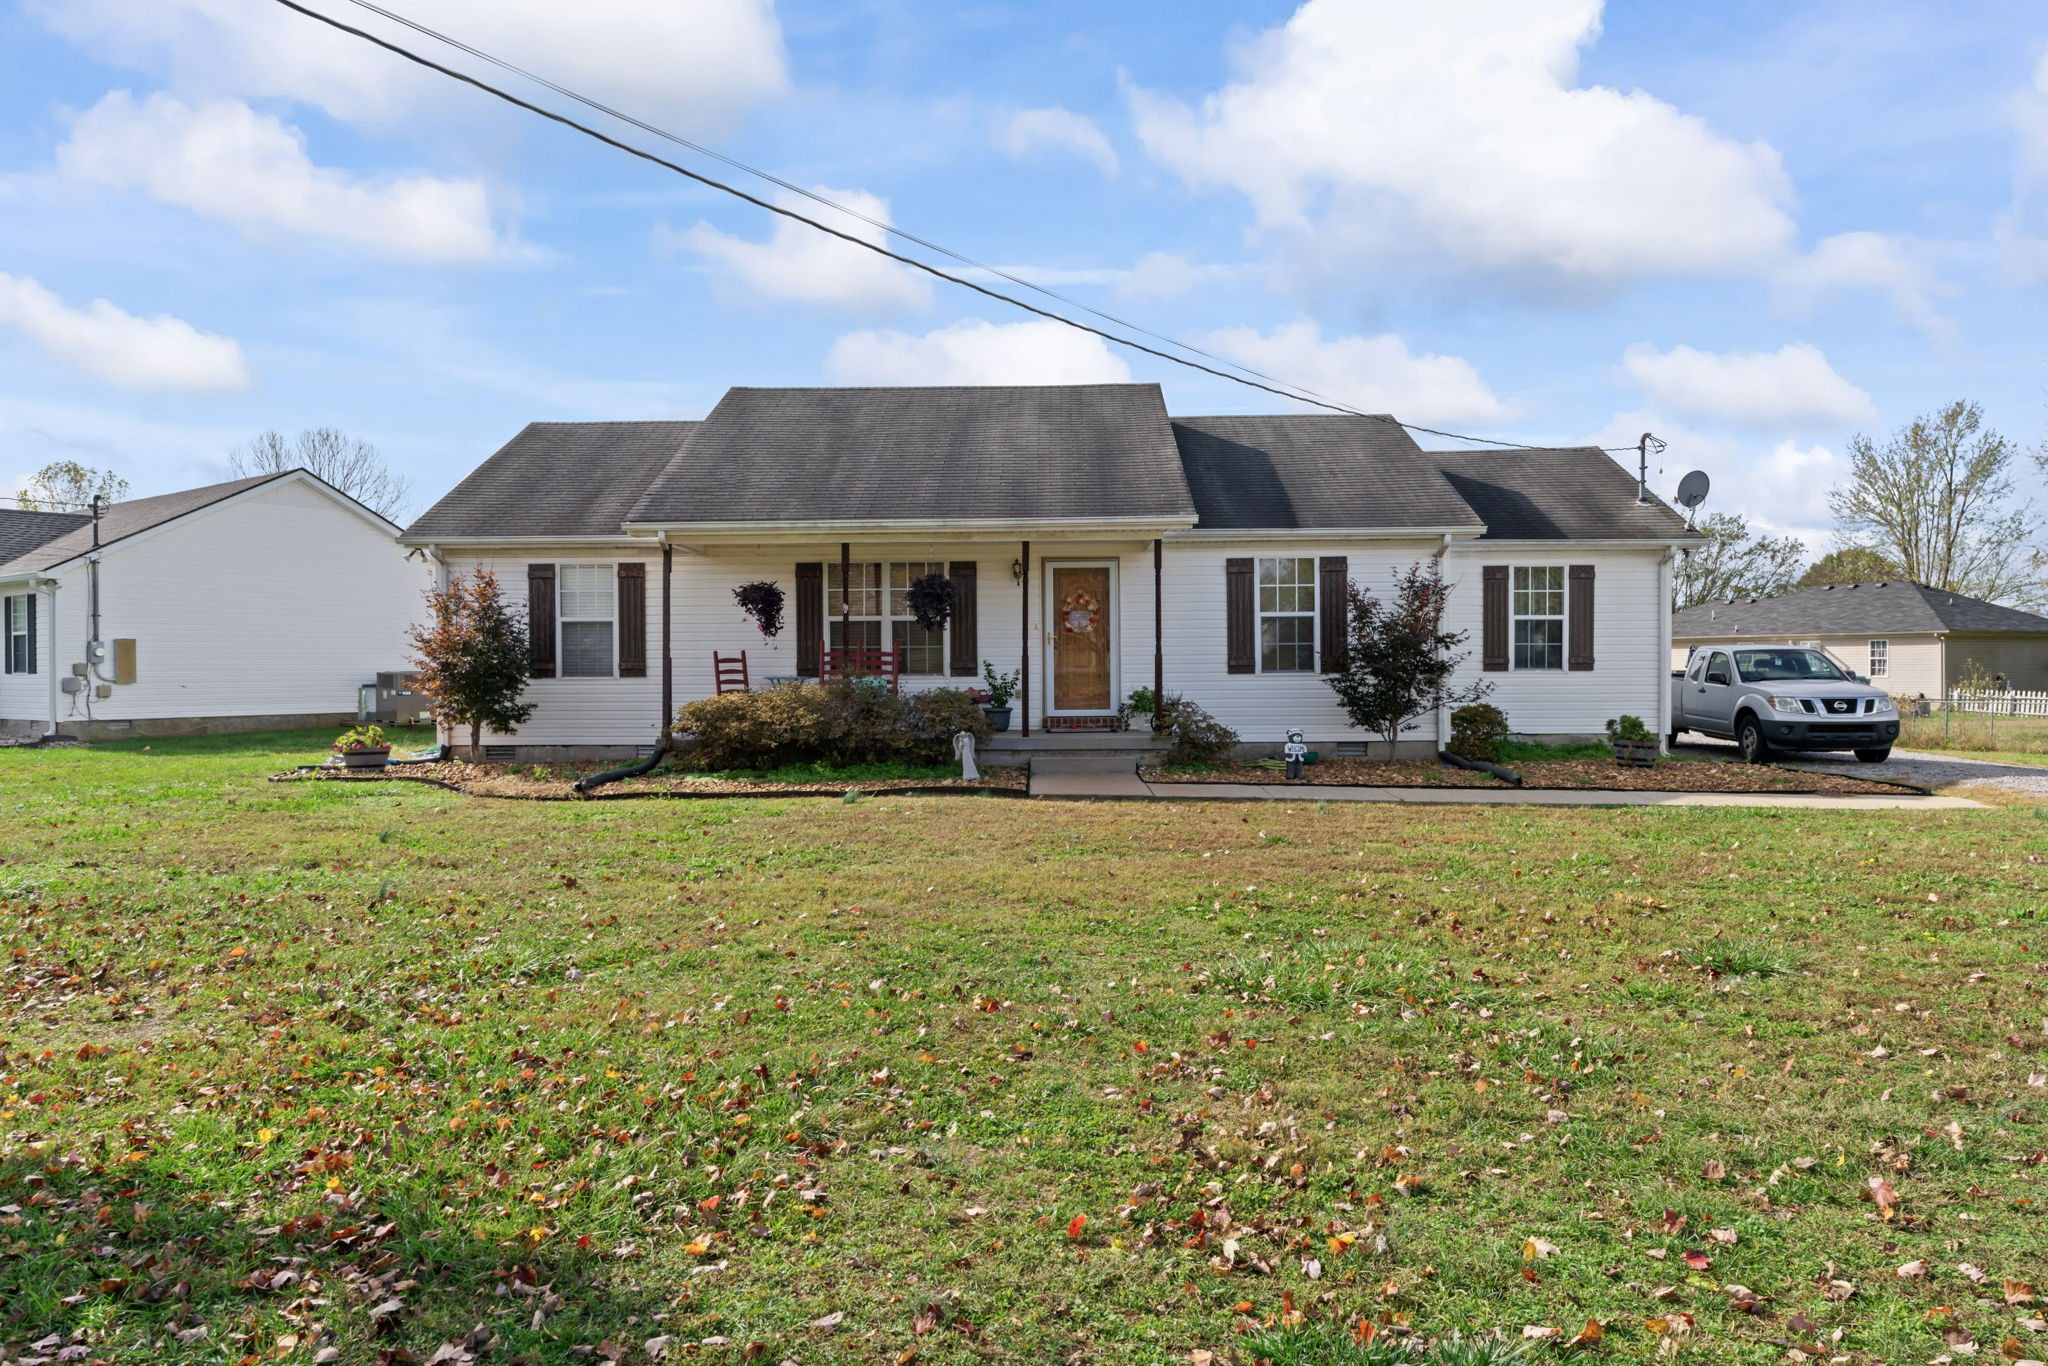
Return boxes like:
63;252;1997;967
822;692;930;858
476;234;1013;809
2;729;2045;1365
1494;738;1613;762
1899;709;2048;756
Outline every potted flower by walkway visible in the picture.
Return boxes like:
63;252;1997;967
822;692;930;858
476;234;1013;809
1605;714;1658;767
1123;686;1158;734
980;662;1019;732
333;724;392;770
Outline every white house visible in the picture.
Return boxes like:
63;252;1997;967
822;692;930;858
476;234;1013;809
401;384;1697;760
0;470;428;740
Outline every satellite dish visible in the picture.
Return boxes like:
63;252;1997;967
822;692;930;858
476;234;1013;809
1676;470;1711;511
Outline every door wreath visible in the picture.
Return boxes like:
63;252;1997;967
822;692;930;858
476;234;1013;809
1061;589;1099;636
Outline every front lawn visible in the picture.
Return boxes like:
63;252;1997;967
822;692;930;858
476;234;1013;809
1;731;2043;1365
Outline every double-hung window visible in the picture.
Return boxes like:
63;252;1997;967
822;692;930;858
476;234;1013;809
1868;639;1888;678
3;595;29;675
1511;566;1566;670
1257;556;1316;672
557;564;616;678
826;561;950;674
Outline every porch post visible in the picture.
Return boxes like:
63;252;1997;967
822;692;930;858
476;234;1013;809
1153;538;1164;712
1020;539;1031;738
660;540;673;727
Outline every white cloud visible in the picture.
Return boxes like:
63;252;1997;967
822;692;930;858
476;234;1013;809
825;318;1132;386
1620;342;1875;430
1590;409;1846;550
1115;251;1252;299
27;0;786;132
1203;319;1505;426
57;92;508;264
663;186;931;312
1997;52;2048;282
1129;0;1794;290
995;107;1120;179
1775;232;1951;340
0;271;250;393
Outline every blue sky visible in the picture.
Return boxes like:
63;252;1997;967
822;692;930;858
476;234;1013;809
1;0;2044;549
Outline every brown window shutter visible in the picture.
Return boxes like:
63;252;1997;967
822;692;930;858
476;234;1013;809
794;562;823;677
1568;564;1595;671
948;560;978;677
527;563;556;679
1318;556;1348;673
1482;565;1508;671
617;562;647;677
23;593;34;677
1225;557;1255;674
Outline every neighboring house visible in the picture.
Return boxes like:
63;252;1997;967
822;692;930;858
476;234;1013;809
1;470;429;740
1671;580;2048;696
401;384;1697;759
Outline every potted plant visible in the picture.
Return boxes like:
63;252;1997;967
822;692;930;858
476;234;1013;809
905;572;955;631
1605;714;1658;767
980;662;1019;732
732;580;786;638
333;723;392;770
1123;685;1158;734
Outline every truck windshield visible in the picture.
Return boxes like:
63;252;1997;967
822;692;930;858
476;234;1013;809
1734;648;1848;682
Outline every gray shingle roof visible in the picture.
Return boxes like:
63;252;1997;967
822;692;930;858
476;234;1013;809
625;385;1195;526
1428;448;1696;541
0;474;283;575
405;421;699;540
1171;415;1484;531
0;508;91;570
1673;580;2048;638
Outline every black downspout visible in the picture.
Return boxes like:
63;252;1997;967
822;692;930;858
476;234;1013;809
1019;539;1030;738
1152;538;1163;714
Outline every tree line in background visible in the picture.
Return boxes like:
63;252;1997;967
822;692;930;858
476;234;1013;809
1674;400;2047;611
9;428;410;521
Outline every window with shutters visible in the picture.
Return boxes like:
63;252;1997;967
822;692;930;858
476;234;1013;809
4;596;28;674
826;562;950;674
1510;566;1566;670
1257;556;1317;673
557;564;616;678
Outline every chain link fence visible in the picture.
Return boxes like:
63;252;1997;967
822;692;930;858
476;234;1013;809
1893;691;2048;755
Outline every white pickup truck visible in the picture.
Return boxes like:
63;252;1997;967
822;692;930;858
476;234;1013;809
1671;643;1900;764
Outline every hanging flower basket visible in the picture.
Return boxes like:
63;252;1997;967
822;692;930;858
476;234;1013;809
733;581;786;638
905;573;955;631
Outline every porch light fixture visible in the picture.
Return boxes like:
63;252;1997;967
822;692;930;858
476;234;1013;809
1010;558;1024;583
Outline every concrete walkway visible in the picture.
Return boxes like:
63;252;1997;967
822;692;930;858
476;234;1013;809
1026;769;1984;809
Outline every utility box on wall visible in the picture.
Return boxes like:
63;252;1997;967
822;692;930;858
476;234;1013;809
113;639;137;685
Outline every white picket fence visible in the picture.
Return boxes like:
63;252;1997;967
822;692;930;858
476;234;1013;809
1937;689;2048;718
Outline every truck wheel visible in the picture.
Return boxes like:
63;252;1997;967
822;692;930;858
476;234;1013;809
1854;747;1892;763
1736;715;1771;764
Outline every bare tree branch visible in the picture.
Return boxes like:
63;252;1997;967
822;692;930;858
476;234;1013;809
229;427;412;520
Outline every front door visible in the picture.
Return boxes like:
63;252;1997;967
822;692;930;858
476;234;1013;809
1047;562;1116;714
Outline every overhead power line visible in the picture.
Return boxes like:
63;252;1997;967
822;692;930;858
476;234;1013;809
272;0;1647;456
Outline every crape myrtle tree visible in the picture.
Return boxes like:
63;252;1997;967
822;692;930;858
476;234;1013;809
1327;560;1491;758
407;570;535;760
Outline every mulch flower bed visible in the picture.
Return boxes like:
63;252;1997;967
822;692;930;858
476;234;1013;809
1139;755;1922;796
273;758;1025;799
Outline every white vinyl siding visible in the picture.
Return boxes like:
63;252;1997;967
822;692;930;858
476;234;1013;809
1511;565;1566;670
557;564;616;678
1257;556;1316;673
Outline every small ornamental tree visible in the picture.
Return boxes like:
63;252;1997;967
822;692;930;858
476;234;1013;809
1327;561;1491;758
407;570;536;760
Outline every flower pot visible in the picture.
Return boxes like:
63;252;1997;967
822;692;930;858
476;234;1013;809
982;705;1012;733
1610;738;1658;768
1127;710;1154;735
340;746;392;770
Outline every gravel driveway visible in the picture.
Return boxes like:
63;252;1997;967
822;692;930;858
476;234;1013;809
1675;737;2048;796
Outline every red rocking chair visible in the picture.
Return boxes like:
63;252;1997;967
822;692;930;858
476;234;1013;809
820;645;902;695
713;650;751;694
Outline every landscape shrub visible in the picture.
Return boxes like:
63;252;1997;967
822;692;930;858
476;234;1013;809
1447;703;1510;762
672;679;991;769
1161;697;1239;766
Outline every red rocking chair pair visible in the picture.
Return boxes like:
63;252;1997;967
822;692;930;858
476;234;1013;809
820;645;903;695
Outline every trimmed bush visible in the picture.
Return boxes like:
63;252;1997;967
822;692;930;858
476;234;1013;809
1447;702;1511;762
671;679;990;770
1161;697;1239;766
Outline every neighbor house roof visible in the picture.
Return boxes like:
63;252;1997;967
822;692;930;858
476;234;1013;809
0;473;284;575
1170;415;1483;532
407;421;700;541
1428;448;1696;541
625;384;1196;527
1673;580;2048;638
0;508;92;569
